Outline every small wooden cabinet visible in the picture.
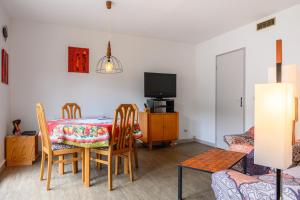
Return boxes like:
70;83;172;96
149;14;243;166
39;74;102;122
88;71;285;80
139;112;179;150
5;135;38;166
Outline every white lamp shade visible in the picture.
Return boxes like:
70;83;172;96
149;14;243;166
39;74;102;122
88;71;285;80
268;64;299;141
254;83;294;169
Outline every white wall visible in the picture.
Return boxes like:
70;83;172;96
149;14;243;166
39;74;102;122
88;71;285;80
195;4;300;144
0;2;10;167
9;20;196;139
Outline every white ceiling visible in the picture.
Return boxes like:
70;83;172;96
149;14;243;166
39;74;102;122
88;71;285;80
1;0;300;44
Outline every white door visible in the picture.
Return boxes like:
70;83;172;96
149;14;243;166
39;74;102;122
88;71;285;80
216;48;245;149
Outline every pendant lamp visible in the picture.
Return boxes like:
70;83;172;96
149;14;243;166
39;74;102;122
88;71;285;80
96;1;123;74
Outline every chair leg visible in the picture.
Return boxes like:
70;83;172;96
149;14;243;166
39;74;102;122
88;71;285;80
40;151;46;181
133;143;139;169
124;157;129;175
72;152;78;174
58;155;64;175
128;151;133;182
46;154;53;191
82;151;85;183
108;154;112;191
96;154;100;169
115;156;120;175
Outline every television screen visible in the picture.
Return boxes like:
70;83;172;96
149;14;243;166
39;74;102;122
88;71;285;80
144;72;176;98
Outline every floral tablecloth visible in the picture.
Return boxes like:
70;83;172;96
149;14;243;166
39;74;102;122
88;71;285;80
47;118;142;148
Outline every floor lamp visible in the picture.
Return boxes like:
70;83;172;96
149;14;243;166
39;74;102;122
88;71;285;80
254;40;294;200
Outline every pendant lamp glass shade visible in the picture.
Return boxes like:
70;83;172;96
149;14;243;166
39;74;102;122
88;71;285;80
96;41;123;74
96;1;123;74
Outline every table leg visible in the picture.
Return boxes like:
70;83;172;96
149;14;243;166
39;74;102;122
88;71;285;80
243;156;247;174
84;148;90;187
178;166;182;200
82;150;85;183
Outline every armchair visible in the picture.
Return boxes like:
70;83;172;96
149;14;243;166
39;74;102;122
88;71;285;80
212;166;300;200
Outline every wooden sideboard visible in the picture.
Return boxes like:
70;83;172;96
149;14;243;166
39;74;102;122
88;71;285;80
5;135;38;166
139;112;179;150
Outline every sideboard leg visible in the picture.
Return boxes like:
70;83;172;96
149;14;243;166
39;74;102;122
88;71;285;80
148;142;152;151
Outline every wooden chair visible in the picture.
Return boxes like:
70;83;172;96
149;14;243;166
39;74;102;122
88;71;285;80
60;103;82;174
36;103;84;191
61;103;82;119
113;104;140;173
91;104;135;190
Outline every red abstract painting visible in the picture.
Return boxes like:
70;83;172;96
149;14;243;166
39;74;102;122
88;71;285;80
68;47;89;73
1;49;8;84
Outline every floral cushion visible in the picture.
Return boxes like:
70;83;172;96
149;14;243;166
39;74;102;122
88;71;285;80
293;143;300;166
52;143;78;151
229;144;253;154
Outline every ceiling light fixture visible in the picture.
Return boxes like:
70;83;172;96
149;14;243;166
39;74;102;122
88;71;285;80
96;1;123;74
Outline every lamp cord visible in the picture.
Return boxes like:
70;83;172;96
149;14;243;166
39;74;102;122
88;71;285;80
105;2;112;43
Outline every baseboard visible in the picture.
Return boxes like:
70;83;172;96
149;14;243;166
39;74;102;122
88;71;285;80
176;138;195;144
194;138;216;147
176;137;216;148
0;159;6;175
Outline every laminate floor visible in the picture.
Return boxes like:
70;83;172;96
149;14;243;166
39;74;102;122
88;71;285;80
0;142;215;200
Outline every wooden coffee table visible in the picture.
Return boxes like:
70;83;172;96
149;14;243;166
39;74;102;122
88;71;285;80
177;148;247;200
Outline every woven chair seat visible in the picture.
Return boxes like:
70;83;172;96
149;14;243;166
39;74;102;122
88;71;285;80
52;143;77;151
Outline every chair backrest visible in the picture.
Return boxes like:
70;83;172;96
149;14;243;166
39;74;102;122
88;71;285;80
111;104;135;152
131;104;139;123
62;103;82;119
36;103;52;151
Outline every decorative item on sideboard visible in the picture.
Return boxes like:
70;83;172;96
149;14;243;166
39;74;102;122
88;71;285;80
12;119;37;136
12;119;22;135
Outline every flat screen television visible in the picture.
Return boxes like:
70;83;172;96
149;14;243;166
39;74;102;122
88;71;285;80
144;72;176;98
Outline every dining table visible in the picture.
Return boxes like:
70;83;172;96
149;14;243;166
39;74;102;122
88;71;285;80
47;117;142;187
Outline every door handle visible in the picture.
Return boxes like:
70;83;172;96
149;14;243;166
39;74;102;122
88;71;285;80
240;97;243;107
